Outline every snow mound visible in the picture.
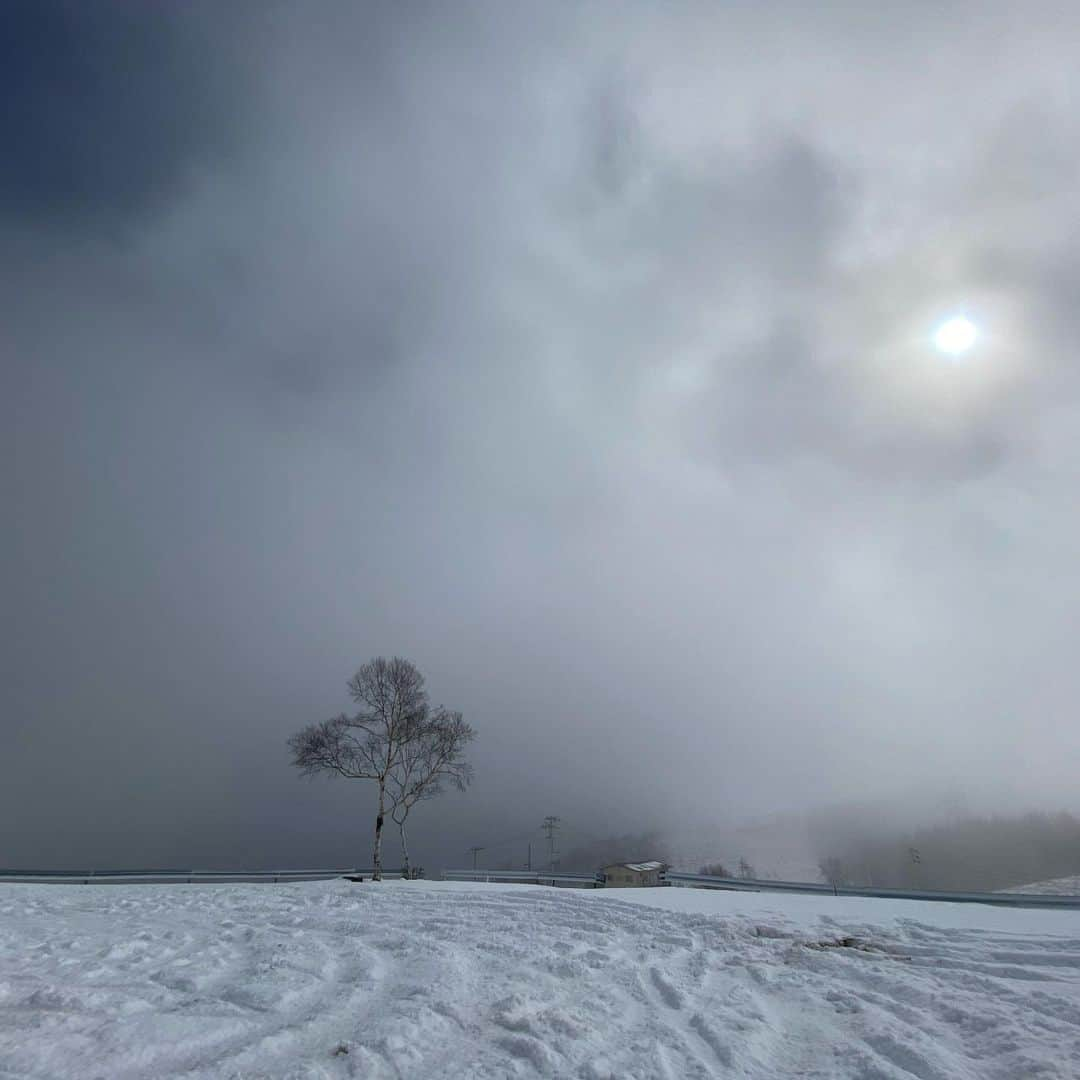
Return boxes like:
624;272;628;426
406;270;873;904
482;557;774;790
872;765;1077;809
1000;874;1080;896
2;880;1080;1078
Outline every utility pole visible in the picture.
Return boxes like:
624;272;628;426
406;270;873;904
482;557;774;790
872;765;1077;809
542;816;561;872
526;842;532;871
469;846;485;871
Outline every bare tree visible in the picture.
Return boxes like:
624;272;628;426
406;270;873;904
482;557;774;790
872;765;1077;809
388;709;475;877
288;657;432;880
819;856;850;890
737;857;756;879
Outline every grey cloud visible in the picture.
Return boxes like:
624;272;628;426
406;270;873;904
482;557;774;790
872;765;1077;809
0;2;244;229
5;2;1080;872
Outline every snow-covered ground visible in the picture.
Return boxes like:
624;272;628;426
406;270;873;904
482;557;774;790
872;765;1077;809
1001;874;1080;895
3;880;1080;1079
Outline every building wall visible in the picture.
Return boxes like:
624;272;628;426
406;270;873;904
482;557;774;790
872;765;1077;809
602;866;660;888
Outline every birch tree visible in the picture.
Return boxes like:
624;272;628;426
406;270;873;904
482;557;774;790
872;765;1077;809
288;657;431;880
388;709;474;877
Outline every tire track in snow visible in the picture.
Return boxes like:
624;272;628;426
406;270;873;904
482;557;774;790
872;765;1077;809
4;881;1080;1079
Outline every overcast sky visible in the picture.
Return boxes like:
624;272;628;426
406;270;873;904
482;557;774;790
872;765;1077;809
5;1;1080;869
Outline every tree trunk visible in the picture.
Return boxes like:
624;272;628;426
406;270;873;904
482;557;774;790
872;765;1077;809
399;818;411;878
373;782;385;881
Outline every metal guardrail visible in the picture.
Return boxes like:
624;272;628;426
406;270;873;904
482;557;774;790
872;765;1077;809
661;870;1080;909
0;868;401;885
7;863;1076;908
443;869;603;888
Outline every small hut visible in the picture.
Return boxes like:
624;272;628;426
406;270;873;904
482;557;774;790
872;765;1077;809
601;860;664;888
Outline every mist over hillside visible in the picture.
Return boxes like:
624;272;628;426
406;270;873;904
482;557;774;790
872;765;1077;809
553;795;1080;891
811;810;1080;892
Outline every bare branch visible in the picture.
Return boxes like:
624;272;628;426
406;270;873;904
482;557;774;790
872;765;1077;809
287;714;381;780
388;708;476;827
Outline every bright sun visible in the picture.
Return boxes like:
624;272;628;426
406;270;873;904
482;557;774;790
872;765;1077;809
933;316;978;356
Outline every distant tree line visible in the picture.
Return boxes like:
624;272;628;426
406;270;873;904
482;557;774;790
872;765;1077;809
289;657;474;880
698;857;756;879
816;811;1080;892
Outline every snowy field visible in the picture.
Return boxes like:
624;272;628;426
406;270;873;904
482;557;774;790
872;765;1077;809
3;881;1080;1079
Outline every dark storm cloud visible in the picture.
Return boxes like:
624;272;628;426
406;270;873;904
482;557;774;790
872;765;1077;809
6;1;1080;871
0;2;243;228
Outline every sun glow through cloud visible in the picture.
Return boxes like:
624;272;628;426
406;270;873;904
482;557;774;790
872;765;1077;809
934;316;978;356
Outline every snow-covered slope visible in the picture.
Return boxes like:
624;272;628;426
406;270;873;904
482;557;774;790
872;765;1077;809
3;880;1080;1078
1000;874;1080;895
